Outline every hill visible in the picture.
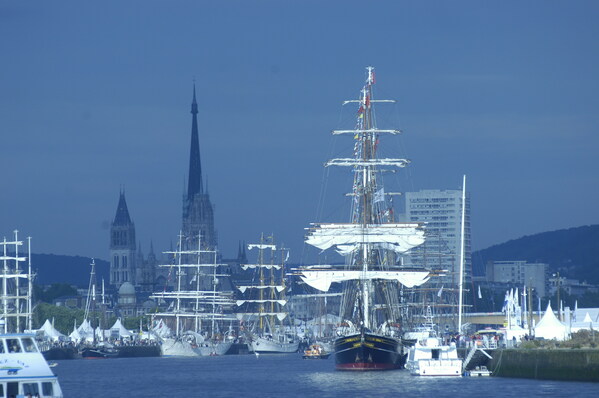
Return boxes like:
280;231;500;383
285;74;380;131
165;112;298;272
32;254;110;287
472;225;599;284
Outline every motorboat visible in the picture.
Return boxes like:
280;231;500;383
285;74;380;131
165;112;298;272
0;333;63;397
405;336;463;376
465;365;492;377
302;344;330;359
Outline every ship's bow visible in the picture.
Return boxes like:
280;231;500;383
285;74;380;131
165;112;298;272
334;332;402;370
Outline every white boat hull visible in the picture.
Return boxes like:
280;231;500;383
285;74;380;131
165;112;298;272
161;338;233;357
251;336;299;353
196;341;233;356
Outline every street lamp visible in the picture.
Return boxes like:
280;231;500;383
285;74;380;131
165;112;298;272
553;272;561;321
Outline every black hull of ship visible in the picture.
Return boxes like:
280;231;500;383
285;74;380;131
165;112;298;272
334;332;404;371
81;347;119;359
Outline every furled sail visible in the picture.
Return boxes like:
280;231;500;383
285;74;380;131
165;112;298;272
247;244;277;250
237;285;286;293
235;300;287;306
305;223;425;255
300;270;431;292
236;313;287;321
241;264;281;271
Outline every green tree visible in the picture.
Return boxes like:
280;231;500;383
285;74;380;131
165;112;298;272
33;302;85;334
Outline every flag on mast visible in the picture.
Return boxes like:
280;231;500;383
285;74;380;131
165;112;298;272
374;188;385;203
437;285;444;298
477;285;482;299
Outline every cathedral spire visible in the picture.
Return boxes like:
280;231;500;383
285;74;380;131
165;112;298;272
187;83;203;199
113;191;133;225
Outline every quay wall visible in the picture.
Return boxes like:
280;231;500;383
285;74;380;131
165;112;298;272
489;349;599;382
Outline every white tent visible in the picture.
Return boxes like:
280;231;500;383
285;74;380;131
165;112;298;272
571;311;597;333
504;324;528;342
534;302;568;341
77;319;95;342
38;319;65;341
69;322;83;342
110;318;133;338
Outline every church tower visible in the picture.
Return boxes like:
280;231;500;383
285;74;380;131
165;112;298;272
110;191;137;288
182;85;217;250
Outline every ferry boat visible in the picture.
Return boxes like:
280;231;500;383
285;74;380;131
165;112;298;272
297;68;431;370
0;333;64;397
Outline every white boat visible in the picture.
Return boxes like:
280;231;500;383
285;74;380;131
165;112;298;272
0;231;63;396
250;334;298;354
464;366;492;377
236;235;299;354
151;233;237;357
405;336;463;376
160;333;233;357
0;333;64;397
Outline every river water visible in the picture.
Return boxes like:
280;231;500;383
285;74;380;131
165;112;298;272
54;354;599;397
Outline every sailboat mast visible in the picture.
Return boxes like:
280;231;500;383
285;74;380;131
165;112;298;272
176;232;183;336
195;234;202;333
27;236;33;331
360;66;377;330
212;250;218;338
269;239;275;332
457;175;466;333
258;233;265;332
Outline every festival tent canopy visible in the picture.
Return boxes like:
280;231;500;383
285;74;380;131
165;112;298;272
571;311;598;333
110;318;133;337
38;319;65;341
69;324;82;342
534;302;568;341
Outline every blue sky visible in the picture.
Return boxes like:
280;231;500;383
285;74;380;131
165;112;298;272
1;1;598;262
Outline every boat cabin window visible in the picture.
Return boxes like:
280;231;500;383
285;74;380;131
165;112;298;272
431;349;440;360
23;382;40;396
6;339;21;353
22;338;37;353
0;339;4;353
7;382;18;397
0;383;4;397
42;382;54;396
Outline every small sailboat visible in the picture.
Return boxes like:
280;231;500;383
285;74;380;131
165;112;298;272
236;235;299;353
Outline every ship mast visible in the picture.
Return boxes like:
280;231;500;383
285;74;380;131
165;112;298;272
300;67;430;339
332;67;408;330
0;230;33;333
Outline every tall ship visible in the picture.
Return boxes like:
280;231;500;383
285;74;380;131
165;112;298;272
236;235;299;353
151;233;237;356
298;67;431;370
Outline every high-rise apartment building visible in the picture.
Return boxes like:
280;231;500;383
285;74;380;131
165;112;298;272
404;189;471;286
